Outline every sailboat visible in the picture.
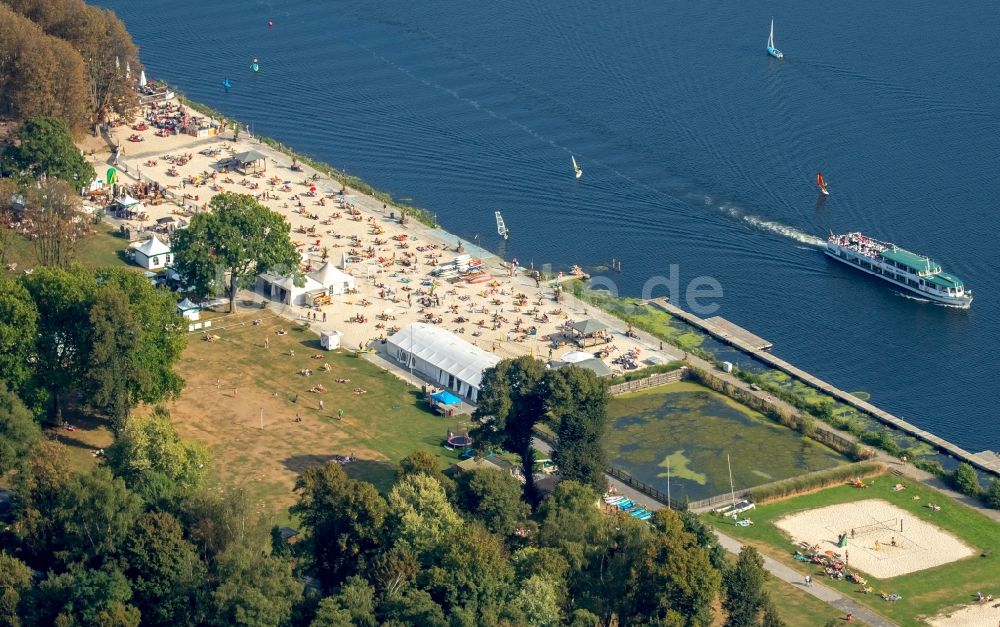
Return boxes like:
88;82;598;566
571;155;583;179
816;172;829;195
495;211;509;240
767;18;784;59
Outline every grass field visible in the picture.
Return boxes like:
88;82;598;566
2;224;132;271
165;313;465;519
708;476;1000;626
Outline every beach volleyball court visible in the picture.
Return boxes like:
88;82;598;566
775;499;973;578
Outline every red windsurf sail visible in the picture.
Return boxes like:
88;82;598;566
816;172;826;187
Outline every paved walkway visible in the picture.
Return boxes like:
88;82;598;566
714;530;898;627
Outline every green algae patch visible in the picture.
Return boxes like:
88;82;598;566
657;450;706;484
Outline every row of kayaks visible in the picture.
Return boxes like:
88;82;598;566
603;495;654;520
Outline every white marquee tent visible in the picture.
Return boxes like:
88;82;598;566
309;261;357;295
256;272;324;306
387;323;499;402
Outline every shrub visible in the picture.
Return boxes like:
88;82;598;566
986;478;1000;510
746;462;885;503
951;462;981;497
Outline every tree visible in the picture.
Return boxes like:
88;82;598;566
0;277;39;394
0;116;94;184
761;599;786;627
627;509;721;625
25;564;140;627
0;384;42;475
292;463;388;592
952;462;981;497
387;474;464;562
123;511;207;626
398;449;455;496
378;588;447;627
210;548;303;627
543;366;609;493
510;575;561;627
535;481;604;570
105;407;209;503
0;553;33;627
85;286;141;427
5;0;141;124
420;523;515;623
987;478;1000;510
180;487;271;564
172;193;299;312
26;172;87;268
22;265;95;421
0;6;91;133
723;546;769;627
312;576;377;627
455;467;529;536
10;441;76;569
86;267;187;428
473;356;547;504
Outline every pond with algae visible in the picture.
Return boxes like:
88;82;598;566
605;382;847;502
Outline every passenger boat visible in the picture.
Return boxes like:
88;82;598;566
825;232;972;308
767;18;784;59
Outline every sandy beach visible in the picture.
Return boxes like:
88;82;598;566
93;97;677;383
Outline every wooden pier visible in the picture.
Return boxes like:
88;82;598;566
650;298;1000;476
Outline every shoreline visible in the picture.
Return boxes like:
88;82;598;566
102;87;997;487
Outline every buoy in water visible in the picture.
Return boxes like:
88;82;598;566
267;19;273;29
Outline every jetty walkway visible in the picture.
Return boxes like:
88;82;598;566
649;299;1000;476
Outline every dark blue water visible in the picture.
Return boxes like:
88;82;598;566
98;0;1000;452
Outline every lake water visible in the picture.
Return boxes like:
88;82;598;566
97;0;1000;452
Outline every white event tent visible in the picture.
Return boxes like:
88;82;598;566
387;323;499;402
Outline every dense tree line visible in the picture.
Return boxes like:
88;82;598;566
1;0;141;132
473;356;611;504
0;264;186;428
0;5;91;133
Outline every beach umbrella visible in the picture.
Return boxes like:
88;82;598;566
139;70;147;87
106;167;117;185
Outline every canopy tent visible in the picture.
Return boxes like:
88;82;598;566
309;261;356;295
559;350;595;364
430;389;463;416
387;323;499;402
177;297;200;320
130;236;171;270
231;150;268;173
256;272;324;306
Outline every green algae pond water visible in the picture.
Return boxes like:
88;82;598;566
605;382;847;502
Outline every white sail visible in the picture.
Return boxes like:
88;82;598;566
769;18;774;49
572;155;583;179
495;211;509;240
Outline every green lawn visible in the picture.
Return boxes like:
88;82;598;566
707;477;999;626
2;223;133;271
168;314;468;517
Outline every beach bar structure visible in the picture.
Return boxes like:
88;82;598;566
231;150;268;174
570;318;611;347
387;323;500;402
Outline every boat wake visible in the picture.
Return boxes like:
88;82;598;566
720;205;825;247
